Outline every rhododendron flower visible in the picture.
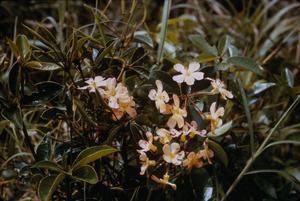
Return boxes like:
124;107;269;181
204;102;224;131
156;128;172;144
199;141;214;164
138;151;156;175
172;62;204;85
207;78;233;100
112;96;137;120
148;80;170;113
102;78;130;109
138;132;157;152
79;76;107;93
167;95;187;128
162;142;185;165
151;172;177;190
183;152;203;171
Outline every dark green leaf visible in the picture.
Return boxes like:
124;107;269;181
227;56;264;76
36;141;51;161
33;161;65;173
150;70;179;93
72;165;98;184
217;35;230;56
72;145;117;169
250;80;276;95
189;34;218;56
38;173;65;201
207;139;228;167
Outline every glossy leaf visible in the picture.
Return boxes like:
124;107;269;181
207;139;228;167
284;68;294;87
16;35;31;60
72;145;118;169
227;56;264;76
250;80;276;95
189;34;218;56
38;173;65;201
72;165;98;184
32;161;65;173
24;61;61;71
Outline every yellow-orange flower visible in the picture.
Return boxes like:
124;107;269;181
204;102;224;132
162;142;185;165
183;152;203;171
138;132;157;152
138;151;156;175
156;128;172;144
151;172;177;190
167;95;187;128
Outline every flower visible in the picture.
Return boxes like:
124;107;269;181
199;141;214;164
112;96;137;120
162;142;185;165
138;151;156;175
172;62;204;85
156;128;172;144
183;152;203;171
151;172;177;190
167;95;187;128
79;76;107;93
207;78;233;100
148;80;170;113
102;78;130;109
204;102;224;131
138;132;157;152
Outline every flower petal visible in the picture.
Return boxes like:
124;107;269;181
172;74;185;84
192;72;204;80
155;80;163;92
185;75;195;85
174;63;185;73
188;62;200;72
148;89;157;100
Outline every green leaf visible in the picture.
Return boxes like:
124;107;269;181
72;165;98;184
16;35;31;61
134;31;153;48
207;121;232;137
72;145;117;169
36;141;51;161
227;56;264;76
190;168;214;200
284;68;294;87
262;140;300;153
150;70;180;93
38;173;65;201
1;104;23;129
250;80;276;95
189;34;218;56
207;139;228;167
24;61;61;71
217;35;230;56
7;39;20;60
157;0;171;63
33;161;66;173
188;105;206;129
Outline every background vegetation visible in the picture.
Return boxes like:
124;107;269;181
0;0;300;200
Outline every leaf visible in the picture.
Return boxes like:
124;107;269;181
74;100;98;127
36;141;51;161
149;70;180;93
190;168;214;200
38;173;65;201
262;140;300;153
0;169;18;179
188;105;206;129
250;80;276;95
7;39;20;59
16;35;31;61
72;145;117;169
227;56;264;76
207;121;232;137
189;34;218;56
157;0;171;63
134;31;153;48
24;61;61;71
1;103;23;129
32;161;66;173
284;68;294;87
22;81;63;105
72;165;98;184
207;139;228;167
217;35;230;56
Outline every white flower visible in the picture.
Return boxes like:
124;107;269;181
167;95;187;128
204;102;224;131
138;132;157;152
112;96;137;120
207;78;233;100
138;151;156;175
172;62;204;85
199;140;214;164
148;80;170;113
162;142;185;165
151;172;177;190
156;128;172;144
79;76;107;93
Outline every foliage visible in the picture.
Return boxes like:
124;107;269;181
0;0;300;201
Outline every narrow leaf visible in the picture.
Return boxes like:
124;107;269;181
189;34;218;56
227;56;264;76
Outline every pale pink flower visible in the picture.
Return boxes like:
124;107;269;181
79;76;107;93
167;95;187;128
207;78;233;100
138;132;157;152
204;102;224;131
199;141;214;164
162;142;185;165
172;62;204;85
156;128;172;144
148;80;170;113
138;151;156;175
151;172;177;190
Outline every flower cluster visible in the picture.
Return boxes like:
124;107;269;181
79;76;137;120
137;62;233;190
